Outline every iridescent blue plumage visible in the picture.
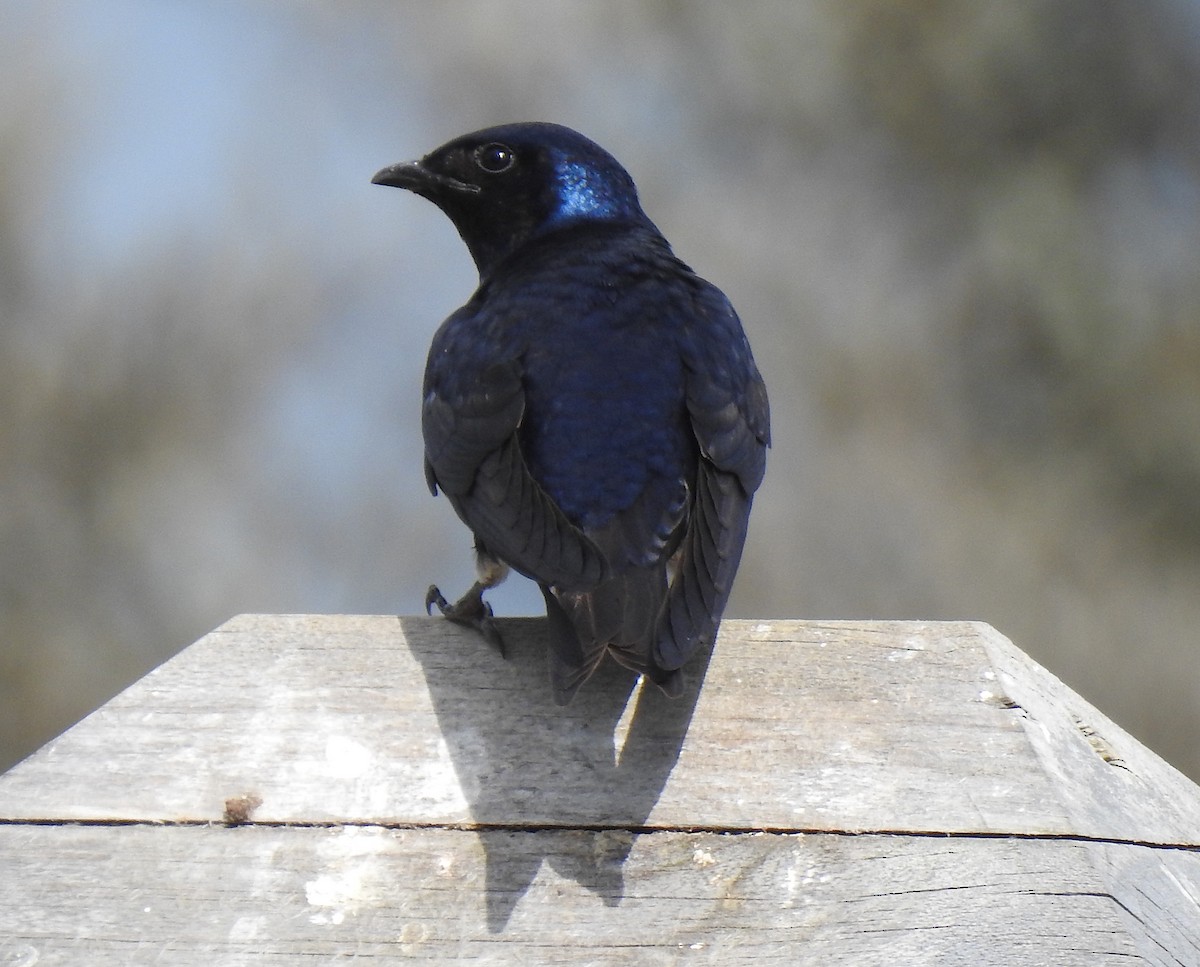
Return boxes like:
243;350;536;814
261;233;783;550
549;155;634;223
373;123;769;703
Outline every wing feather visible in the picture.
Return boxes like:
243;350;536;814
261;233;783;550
653;293;770;671
423;358;607;592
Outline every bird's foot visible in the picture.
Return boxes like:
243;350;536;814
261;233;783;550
425;582;506;657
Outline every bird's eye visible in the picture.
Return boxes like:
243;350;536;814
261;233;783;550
474;142;516;174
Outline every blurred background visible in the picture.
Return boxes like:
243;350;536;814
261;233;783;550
2;1;1198;779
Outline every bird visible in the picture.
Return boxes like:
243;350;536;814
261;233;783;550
372;122;769;704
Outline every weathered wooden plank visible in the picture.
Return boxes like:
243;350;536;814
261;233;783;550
1;823;1195;966
3;616;1199;964
2;616;1198;848
977;624;1200;848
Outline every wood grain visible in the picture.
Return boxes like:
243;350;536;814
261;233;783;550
1;615;1197;963
1;824;1197;966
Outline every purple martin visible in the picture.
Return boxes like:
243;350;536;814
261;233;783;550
373;123;769;704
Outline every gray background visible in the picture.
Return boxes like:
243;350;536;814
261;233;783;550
3;1;1198;780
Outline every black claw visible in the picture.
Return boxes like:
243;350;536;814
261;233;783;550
425;585;449;616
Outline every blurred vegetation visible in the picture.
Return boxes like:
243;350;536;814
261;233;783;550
2;1;1198;779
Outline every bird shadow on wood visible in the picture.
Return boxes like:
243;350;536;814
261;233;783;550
403;615;711;933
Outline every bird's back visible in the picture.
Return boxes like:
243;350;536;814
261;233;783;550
440;226;709;698
460;225;697;559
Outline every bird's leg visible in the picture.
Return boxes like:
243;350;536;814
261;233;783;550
424;582;505;654
426;544;509;657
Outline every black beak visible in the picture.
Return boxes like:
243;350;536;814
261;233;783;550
371;161;479;196
371;161;430;190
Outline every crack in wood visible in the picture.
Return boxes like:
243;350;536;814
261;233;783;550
3;815;1199;854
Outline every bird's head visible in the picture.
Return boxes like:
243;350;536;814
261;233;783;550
372;122;651;275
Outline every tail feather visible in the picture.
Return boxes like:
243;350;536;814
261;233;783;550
541;569;683;705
